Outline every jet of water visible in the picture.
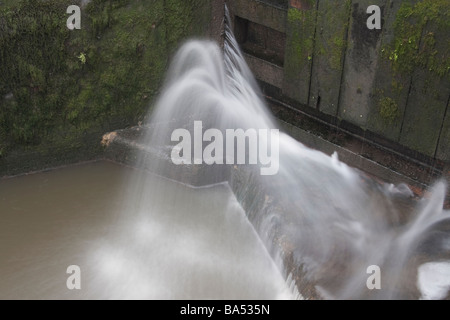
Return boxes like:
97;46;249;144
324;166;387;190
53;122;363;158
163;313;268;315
132;5;450;300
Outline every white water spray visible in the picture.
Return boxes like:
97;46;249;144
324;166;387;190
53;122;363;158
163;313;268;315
117;8;450;299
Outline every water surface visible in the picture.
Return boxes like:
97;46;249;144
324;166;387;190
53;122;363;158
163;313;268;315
0;161;292;299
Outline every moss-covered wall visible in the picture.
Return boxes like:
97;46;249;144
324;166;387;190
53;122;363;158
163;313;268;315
0;0;212;176
1;0;449;175
229;0;450;163
283;1;317;105
310;0;351;116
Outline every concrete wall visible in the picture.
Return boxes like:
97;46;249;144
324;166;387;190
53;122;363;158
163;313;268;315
227;0;450;164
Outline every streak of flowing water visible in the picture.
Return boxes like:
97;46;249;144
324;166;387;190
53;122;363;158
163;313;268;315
119;9;450;299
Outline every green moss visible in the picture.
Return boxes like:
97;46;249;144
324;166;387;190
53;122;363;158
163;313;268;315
287;7;304;24
286;7;316;75
328;36;344;70
384;0;450;78
0;0;210;169
308;0;350;72
0;0;71;146
378;96;399;124
164;0;210;53
0;0;18;9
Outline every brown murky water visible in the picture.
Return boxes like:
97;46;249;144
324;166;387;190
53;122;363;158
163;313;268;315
0;161;293;300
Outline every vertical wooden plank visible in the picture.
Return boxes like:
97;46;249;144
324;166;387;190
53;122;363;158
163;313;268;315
400;72;450;157
366;0;417;142
338;0;387;127
399;1;450;157
282;0;318;106
436;96;450;162
309;0;351;116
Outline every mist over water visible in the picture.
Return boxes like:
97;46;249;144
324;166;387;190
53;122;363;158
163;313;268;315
122;8;450;299
87;175;294;300
0;162;293;300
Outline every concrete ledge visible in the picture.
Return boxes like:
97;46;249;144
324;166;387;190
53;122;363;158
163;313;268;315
101;119;449;206
278;119;429;190
102;125;231;187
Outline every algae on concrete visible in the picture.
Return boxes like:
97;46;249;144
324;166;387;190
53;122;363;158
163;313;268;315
0;0;212;175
